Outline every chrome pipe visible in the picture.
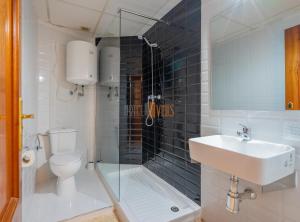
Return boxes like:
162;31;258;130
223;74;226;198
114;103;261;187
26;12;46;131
226;176;240;214
226;175;257;214
119;8;169;25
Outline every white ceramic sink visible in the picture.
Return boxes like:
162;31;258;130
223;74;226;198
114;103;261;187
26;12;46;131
189;135;295;185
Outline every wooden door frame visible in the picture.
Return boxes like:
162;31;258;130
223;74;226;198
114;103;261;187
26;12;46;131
0;0;21;221
285;25;300;110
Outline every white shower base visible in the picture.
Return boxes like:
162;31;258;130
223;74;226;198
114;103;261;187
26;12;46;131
97;163;201;222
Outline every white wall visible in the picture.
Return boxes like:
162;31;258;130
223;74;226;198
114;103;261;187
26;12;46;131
96;38;120;163
201;1;300;222
21;0;38;199
35;21;95;183
22;0;97;199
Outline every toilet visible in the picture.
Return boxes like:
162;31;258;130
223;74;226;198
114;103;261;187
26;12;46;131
48;128;81;197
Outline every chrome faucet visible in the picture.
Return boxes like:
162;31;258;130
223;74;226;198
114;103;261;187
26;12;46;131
237;124;250;141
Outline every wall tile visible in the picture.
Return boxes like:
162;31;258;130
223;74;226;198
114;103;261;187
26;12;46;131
21;0;38;201
118;36;143;165
201;0;300;221
36;22;91;184
141;0;201;205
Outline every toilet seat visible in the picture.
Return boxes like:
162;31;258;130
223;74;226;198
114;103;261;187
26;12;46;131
50;153;81;166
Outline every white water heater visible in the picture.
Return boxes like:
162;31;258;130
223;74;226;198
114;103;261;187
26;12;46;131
99;47;120;86
66;41;97;85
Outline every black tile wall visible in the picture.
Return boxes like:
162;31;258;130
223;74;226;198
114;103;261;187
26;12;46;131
117;0;201;205
119;36;143;164
141;0;201;205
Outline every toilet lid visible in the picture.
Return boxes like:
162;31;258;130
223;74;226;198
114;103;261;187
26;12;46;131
50;153;81;166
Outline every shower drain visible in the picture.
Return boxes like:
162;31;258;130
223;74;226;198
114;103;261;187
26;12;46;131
170;206;179;212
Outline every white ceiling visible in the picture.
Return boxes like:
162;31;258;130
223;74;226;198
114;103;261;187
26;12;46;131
211;0;300;43
33;0;181;37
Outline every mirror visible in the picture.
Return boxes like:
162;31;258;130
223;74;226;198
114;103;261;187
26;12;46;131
210;0;300;110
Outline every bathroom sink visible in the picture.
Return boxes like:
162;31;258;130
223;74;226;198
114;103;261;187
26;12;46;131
189;135;295;185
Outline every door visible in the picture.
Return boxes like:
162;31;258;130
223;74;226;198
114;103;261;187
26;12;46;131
285;25;300;110
0;0;21;221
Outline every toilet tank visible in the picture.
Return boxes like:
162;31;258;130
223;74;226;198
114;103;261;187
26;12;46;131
48;128;78;154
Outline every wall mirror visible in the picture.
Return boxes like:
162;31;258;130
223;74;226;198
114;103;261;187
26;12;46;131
210;0;300;110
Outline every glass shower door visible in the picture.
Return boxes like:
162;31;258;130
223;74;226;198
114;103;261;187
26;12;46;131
96;34;120;200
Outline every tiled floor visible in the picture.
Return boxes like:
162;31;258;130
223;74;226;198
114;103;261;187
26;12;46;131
22;169;112;222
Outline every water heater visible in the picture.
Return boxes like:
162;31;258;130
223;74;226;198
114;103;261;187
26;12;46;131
66;41;97;85
99;47;120;86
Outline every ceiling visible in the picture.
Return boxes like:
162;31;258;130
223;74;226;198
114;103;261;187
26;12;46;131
210;0;300;43
33;0;181;37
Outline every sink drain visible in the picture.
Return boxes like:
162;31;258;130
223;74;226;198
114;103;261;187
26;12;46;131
170;206;179;212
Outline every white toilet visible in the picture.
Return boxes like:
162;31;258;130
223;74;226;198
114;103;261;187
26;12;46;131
48;128;81;197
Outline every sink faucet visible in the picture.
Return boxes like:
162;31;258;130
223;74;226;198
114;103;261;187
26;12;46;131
237;124;250;141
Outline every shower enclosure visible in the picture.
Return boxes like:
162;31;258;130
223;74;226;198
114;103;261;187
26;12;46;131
96;0;201;220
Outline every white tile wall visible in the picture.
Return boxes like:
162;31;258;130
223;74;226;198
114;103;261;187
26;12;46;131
201;1;300;221
22;0;38;199
95;38;120;164
36;21;94;169
95;85;119;163
22;2;96;198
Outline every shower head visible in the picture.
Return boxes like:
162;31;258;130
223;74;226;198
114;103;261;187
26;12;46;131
137;35;158;48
